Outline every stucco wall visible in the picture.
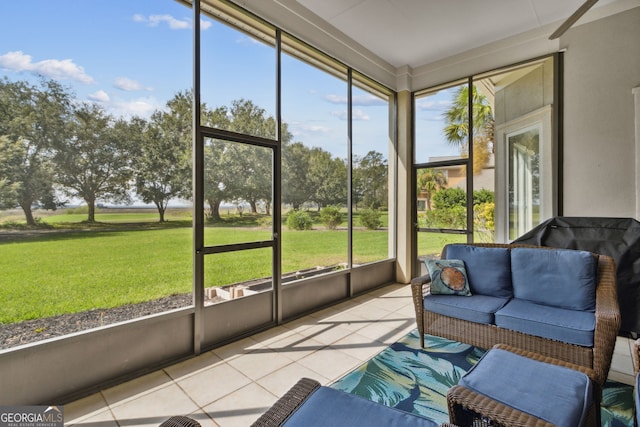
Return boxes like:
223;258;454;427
561;7;640;217
494;58;554;127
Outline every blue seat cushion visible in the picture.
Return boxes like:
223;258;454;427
495;299;595;347
459;348;592;427
444;244;512;298
510;247;597;311
425;294;509;325
282;386;438;427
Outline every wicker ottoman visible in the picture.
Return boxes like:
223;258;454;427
447;344;597;427
252;377;451;427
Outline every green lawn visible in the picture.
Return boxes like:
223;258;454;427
0;210;465;324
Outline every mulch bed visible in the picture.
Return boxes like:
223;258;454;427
0;294;193;349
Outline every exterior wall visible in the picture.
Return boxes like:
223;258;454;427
494;58;554;127
561;7;640;217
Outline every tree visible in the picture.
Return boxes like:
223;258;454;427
53;103;133;222
202;99;293;220
417;168;447;210
227;100;275;214
308;148;347;209
134;91;192;222
443;85;494;174
0;78;71;224
282;141;312;210
353;151;387;210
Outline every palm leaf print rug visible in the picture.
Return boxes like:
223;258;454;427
331;330;634;426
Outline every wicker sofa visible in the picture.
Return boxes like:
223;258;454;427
411;243;621;388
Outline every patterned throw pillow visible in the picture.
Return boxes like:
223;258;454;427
425;259;472;296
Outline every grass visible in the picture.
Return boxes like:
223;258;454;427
0;208;465;324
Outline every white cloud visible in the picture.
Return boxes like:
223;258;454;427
114;77;143;91
133;13;211;30
416;99;451;111
88;90;110;103
353;94;385;106
324;94;345;104
0;51;94;84
353;108;370;120
324;93;386;106
330;108;370;121
289;121;332;139
200;19;212;30
111;97;160;118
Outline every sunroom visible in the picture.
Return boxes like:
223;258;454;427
1;0;640;425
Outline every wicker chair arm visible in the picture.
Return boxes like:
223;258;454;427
633;339;640;375
592;254;621;385
251;378;321;427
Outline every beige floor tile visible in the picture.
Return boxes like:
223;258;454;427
108;382;199;427
297;346;361;381
614;336;632;356
366;292;412;312
212;336;263;361
608;369;635;386
227;348;293;381
307;305;343;321
102;370;174;407
66;407;118;427
346;304;395;321
297;322;354;346
266;332;325;361
256;362;330;397
165;350;224;380
330;331;388;362
249;325;296;347
355;314;415;344
64;392;110;425
320;309;369;332
204;383;277;427
281;315;319;334
611;352;634;376
176;362;252;407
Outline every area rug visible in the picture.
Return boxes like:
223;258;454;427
331;330;635;426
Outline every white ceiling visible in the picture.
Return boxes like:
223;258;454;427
293;0;621;68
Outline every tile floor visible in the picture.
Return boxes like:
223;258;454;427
65;283;637;427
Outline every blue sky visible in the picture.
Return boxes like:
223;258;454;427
0;0;391;158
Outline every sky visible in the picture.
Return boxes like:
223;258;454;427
0;0;393;158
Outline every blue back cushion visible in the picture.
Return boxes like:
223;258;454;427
444;244;512;298
510;248;598;311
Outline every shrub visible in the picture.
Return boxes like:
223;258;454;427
257;216;272;228
422;205;466;229
320;206;342;230
474;202;495;230
474;189;495;205
433;188;466;209
286;210;313;230
359;208;382;230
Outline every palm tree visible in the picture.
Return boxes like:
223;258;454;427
417;168;447;210
443;85;494;174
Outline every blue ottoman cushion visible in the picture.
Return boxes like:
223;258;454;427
282;386;438;426
458;348;592;427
